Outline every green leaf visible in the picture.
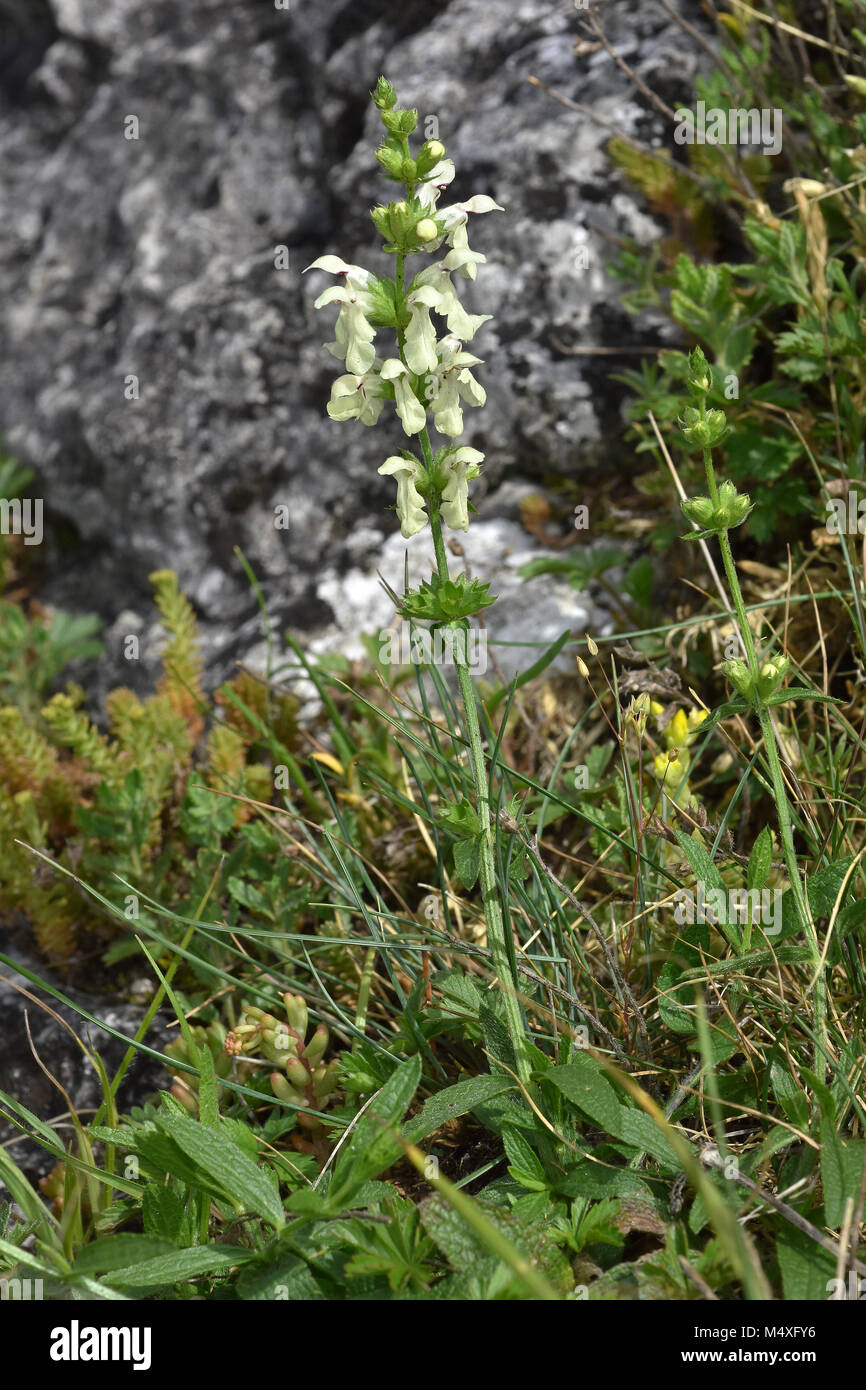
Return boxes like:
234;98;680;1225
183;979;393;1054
554;1164;656;1201
156;1111;285;1229
763;687;842;707
800;1068;836;1123
775;1222;837;1301
197;1040;219;1129
821;1122;865;1227
673;830;726;892
419;1193;572;1296
453;835;480;890
236;1250;323;1301
770;1060;809;1129
104;1245;257;1290
437;796;482;837
747;826;773;893
546;1056;627;1139
673;830;739;947
503;1128;547;1191
70;1236;178;1277
619;1111;684;1172
141;1184;187;1245
404;1074;515;1145
838;898;866;942
329;1055;422;1206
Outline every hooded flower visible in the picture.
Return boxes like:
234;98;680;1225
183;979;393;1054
378;455;427;537
326;368;386;426
380;359;427;435
416;252;491;340
416;157;456;210
440;447;484;532
403;283;444;374
444;195;505;273
418;196;504;275
429;337;486;437
306;255;379;375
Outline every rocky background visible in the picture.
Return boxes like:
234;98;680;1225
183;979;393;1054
0;2;710;1175
0;0;707;697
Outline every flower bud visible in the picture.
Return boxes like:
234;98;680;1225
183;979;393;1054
626;693;650;737
756;654;789;699
415;218;439;242
416;139;446;176
381;108;418;135
681;480;752;533
687;346;711;395
679;406;729;450
372;76;397;110
375;143;406;179
721;658;754;699
681;494;716;528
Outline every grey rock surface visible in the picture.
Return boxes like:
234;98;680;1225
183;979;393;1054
0;0;703;690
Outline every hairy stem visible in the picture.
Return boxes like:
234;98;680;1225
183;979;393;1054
392;193;530;1082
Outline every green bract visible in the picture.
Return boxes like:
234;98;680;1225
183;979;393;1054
397;572;496;623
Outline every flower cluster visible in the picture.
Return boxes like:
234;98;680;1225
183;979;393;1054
650;703;709;810
722;652;789;704
225;993;339;1130
306;77;501;539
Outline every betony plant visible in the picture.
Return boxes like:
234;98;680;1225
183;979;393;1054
306;77;530;1081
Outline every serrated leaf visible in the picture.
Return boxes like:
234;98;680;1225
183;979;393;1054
236;1250;324;1301
763;687;842;706
141;1184;187;1244
105;1245;256;1290
70;1236;178;1277
156;1111;285;1229
619;1111;684;1171
776;1222;837;1301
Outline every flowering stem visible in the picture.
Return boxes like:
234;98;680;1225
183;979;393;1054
702;444;826;1072
425;474;531;1083
393;219;529;1078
